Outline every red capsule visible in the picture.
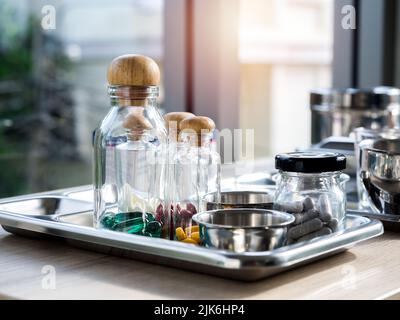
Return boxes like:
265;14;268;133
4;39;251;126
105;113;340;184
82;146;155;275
156;203;164;215
180;209;193;219
186;203;197;214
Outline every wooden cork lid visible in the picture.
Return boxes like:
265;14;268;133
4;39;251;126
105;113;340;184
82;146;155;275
107;54;160;86
179;116;215;146
164;112;195;124
179;116;215;134
164;112;194;136
123;110;153;140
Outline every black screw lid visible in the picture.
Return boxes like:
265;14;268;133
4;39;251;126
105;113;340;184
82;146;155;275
275;152;346;173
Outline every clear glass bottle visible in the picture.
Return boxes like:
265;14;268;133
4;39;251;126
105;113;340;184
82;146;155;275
273;152;347;244
171;116;221;244
164;112;195;240
93;55;168;238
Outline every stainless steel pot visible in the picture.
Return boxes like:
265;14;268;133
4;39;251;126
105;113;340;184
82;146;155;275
360;138;400;214
310;87;400;144
192;209;294;252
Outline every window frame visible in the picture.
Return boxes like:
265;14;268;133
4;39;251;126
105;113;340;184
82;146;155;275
333;0;399;88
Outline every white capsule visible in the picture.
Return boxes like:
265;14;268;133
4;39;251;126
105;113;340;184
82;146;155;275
293;209;319;225
297;227;332;243
319;212;332;222
318;194;333;222
328;218;339;232
303;197;315;212
287;218;323;240
277;201;304;213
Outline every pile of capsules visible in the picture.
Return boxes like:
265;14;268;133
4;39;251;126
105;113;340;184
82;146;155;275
173;202;200;244
175;225;201;245
101;211;163;237
275;194;339;244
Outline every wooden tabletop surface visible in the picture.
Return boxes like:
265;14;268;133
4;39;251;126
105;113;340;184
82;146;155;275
0;224;399;300
1;160;400;300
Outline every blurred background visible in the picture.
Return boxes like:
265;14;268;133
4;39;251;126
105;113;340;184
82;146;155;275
0;0;398;197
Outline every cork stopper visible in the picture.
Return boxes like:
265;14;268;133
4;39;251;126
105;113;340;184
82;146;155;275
123;109;153;140
179;116;215;146
164;112;195;139
107;54;160;86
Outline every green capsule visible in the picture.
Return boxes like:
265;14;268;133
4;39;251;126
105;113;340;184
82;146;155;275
100;212;115;229
114;217;144;231
142;231;153;237
124;221;145;234
112;212;144;230
114;211;142;224
145;220;162;237
145;213;155;223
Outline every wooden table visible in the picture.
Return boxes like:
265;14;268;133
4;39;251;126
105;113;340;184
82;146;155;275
0;225;399;300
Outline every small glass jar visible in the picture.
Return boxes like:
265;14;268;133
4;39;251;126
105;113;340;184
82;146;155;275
273;152;347;244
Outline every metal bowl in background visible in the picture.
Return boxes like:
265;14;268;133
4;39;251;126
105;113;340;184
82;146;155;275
360;138;400;214
203;191;274;211
364;139;400;181
300;136;356;176
310;86;400;145
192;209;295;252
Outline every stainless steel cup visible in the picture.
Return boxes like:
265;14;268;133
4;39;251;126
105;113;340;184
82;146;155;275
192;209;294;252
203;191;274;211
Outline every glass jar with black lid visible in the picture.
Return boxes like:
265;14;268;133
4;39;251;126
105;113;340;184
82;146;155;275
273;152;347;244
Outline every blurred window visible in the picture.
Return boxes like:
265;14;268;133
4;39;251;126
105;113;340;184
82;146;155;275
0;0;164;197
0;0;336;197
239;0;334;157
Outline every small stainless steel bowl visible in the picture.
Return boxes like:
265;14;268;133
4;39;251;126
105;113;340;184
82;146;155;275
203;191;274;210
192;209;295;252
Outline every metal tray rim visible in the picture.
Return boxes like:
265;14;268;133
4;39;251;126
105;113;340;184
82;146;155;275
0;209;383;269
0;186;384;280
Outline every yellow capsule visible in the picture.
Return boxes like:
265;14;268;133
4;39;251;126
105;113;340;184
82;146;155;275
191;232;200;243
185;225;199;235
175;227;186;241
182;237;198;245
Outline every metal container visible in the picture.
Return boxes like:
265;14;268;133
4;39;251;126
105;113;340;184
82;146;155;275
360;138;400;214
304;136;356;175
353;127;400;210
192;209;294;252
310;86;400;144
203;191;274;210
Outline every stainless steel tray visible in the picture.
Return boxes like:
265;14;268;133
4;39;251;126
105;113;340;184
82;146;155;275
349;209;400;232
0;186;383;281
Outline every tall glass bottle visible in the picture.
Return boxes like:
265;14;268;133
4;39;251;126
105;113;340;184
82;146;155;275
164;112;195;240
93;54;168;238
171;116;221;245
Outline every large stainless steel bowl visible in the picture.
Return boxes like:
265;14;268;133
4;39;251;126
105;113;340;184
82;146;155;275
192;209;294;252
203;191;274;210
360;138;400;214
